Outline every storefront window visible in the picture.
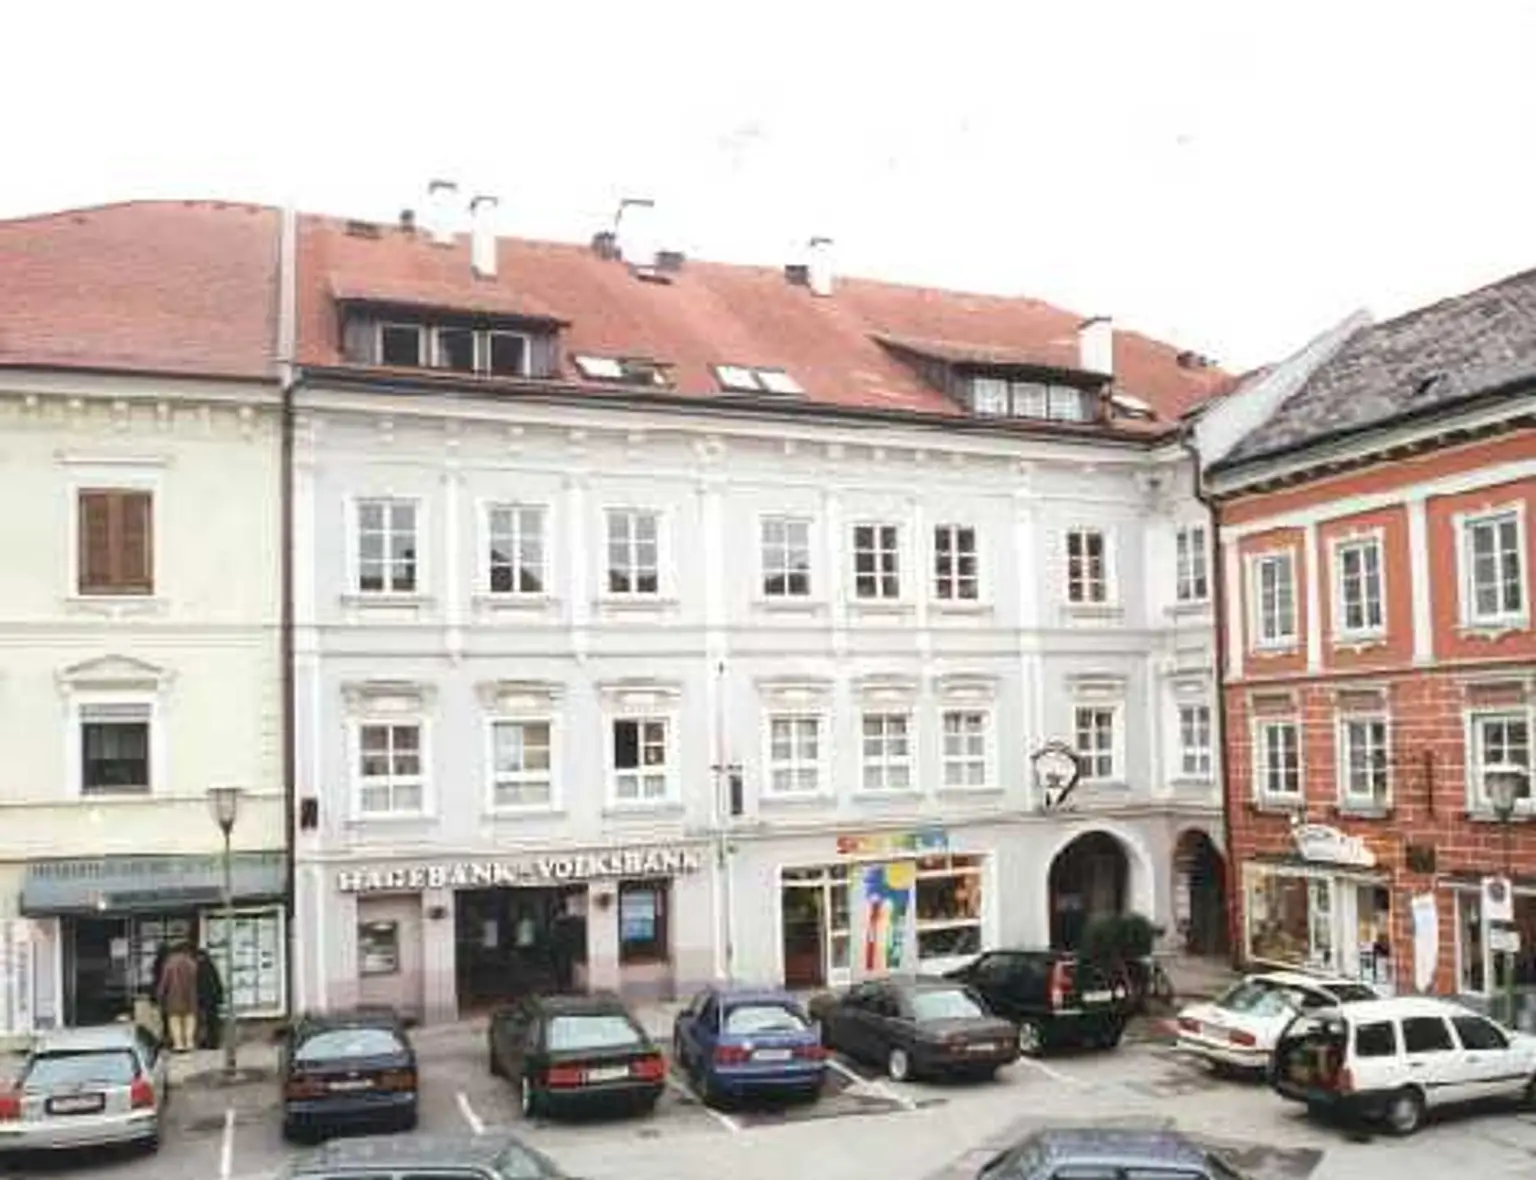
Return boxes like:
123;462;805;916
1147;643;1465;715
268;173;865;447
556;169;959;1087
914;854;983;961
358;921;400;977
1246;870;1335;971
618;880;669;964
1354;886;1393;988
1458;891;1486;993
202;907;284;1017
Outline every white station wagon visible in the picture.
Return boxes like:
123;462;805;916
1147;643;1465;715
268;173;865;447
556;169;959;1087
1175;971;1380;1073
1272;995;1536;1135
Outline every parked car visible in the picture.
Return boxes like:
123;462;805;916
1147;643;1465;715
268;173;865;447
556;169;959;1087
672;985;826;1105
808;976;1018;1081
281;1130;568;1180
945;949;1128;1056
280;1009;419;1143
488;992;666;1118
974;1126;1249;1180
0;1024;167;1157
1176;971;1379;1074
1271;995;1536;1136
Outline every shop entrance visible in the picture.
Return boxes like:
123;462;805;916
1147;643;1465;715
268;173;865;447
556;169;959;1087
454;886;587;1013
779;866;850;989
65;917;133;1027
1174;828;1229;957
1048;831;1129;951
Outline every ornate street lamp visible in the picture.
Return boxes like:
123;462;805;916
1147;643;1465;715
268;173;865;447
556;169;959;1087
1486;766;1527;1028
206;786;244;1076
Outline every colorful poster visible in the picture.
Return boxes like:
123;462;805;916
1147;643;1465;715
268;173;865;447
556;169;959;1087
1411;893;1438;994
863;862;915;972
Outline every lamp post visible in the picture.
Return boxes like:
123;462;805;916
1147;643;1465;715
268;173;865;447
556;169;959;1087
206;786;244;1076
1486;767;1526;1029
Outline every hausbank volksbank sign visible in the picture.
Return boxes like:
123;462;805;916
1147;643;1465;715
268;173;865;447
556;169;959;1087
335;845;703;894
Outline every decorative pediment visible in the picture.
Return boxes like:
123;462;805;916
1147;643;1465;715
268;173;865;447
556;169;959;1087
1170;671;1213;700
852;673;920;705
595;678;683;711
56;655;174;695
1065;672;1127;701
341;679;437;715
930;673;1000;704
475;679;564;714
1248;689;1297;715
1459;673;1532;708
755;676;834;709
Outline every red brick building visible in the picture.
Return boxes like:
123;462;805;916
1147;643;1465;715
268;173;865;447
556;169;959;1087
1199;272;1536;1001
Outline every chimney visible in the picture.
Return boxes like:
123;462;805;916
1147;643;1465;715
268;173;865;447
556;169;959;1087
807;236;835;297
1078;315;1114;376
615;197;658;267
425;178;459;246
469;194;499;279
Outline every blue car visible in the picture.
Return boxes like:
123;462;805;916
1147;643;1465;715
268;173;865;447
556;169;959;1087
671;986;827;1106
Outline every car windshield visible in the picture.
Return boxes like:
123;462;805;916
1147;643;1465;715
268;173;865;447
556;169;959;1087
547;1013;643;1052
1214;979;1300;1017
724;1003;808;1035
25;1050;137;1089
911;988;985;1021
493;1141;549;1179
294;1026;404;1062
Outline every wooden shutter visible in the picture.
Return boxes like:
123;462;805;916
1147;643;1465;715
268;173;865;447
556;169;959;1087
119;492;153;592
77;490;154;594
78;492;115;593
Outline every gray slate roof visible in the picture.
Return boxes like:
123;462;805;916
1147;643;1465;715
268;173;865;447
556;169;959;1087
1218;266;1536;468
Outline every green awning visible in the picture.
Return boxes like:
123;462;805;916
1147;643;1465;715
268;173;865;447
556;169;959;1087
20;851;287;916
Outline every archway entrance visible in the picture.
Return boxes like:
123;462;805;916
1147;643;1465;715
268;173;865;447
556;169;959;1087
1174;829;1228;957
1048;832;1129;951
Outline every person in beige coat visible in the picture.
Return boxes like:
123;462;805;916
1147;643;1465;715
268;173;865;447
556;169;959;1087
157;944;201;1052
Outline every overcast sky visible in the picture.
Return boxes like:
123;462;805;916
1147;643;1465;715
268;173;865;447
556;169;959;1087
5;1;1533;371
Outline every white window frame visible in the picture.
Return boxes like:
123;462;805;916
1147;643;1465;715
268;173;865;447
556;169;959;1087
763;713;827;797
859;711;916;793
1175;525;1209;603
1456;503;1529;629
1330;531;1386;641
347;495;425;598
483;329;532;377
1065;528;1112;605
480;501;551;598
69;695;161;798
606;714;679;807
1252;718;1302;801
851;521;903;601
1073;704;1122;782
484;716;559;813
759;515;815;600
60;459;166;606
940;707;993;790
1177;702;1213;779
377;322;426;366
933;524;981;603
1335;713;1391;808
1248;549;1298;650
350;718;431;819
602;506;666;599
1465;706;1535;814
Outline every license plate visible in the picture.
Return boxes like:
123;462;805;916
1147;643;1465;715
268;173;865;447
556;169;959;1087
752;1048;793;1062
327;1079;375;1092
47;1093;105;1115
965;1042;998;1053
585;1065;631;1083
1082;990;1112;1004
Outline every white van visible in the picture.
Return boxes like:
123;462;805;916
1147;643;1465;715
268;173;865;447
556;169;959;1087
1271;995;1536;1136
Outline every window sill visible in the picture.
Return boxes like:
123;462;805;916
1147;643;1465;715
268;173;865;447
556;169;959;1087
593;595;679;612
484;805;566;820
346;811;437;825
850;789;924;803
1333;802;1392;820
1466;809;1536;824
1062;602;1123;621
68;790;156;805
1331;632;1387;652
1166;600;1211;619
935;785;1004;800
63;595;167;617
340;592;433;610
759;791;836;807
848;599;915;616
603;800;685;818
751;597;829;615
472;593;560;613
931;599;993;616
1080;779;1128;791
1247;797;1304;815
1169;775;1214;788
1251;642;1300;658
1458;619;1530;641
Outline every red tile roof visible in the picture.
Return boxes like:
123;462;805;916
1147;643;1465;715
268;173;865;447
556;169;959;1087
0;201;280;381
297;215;1234;433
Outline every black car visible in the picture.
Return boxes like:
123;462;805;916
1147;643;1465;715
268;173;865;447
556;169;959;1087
808;976;1018;1081
280;1010;418;1143
488;993;666;1118
946;949;1128;1056
281;1130;568;1180
975;1127;1249;1180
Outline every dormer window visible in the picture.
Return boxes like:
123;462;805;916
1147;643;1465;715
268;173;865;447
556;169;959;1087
380;324;425;367
574;355;670;388
967;374;1097;423
434;327;475;372
367;320;532;377
713;365;805;396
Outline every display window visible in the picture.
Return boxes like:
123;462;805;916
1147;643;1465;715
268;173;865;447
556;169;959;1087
914;854;983;962
202;906;285;1017
1246;870;1336;972
1458;889;1536;993
617;879;670;965
1353;886;1394;988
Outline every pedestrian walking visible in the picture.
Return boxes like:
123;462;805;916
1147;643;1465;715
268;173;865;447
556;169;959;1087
194;945;225;1049
157;942;200;1052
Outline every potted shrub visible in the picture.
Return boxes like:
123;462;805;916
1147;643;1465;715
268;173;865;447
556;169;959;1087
1079;913;1163;1012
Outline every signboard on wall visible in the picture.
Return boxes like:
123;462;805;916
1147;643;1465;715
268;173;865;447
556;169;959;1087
1291;823;1375;869
0;920;34;1038
835;829;948;857
337;845;703;894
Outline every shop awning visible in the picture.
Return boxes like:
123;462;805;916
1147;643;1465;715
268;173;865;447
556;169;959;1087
19;851;287;916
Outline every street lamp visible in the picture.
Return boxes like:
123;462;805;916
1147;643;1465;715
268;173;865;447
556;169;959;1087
1486;767;1527;1029
206;786;244;1076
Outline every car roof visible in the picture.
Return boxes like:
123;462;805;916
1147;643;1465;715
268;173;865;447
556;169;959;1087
705;986;805;1005
1328;996;1474;1021
32;1025;142;1054
290;1131;547;1174
293;1008;408;1033
865;974;970;992
1024;1127;1211;1168
526;992;635;1015
1252;971;1365;991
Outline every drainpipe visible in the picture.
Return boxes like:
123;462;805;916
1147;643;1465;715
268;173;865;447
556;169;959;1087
275;205;299;1020
1178;422;1238;972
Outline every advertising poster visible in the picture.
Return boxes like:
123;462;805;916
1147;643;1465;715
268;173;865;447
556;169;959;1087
620;889;657;942
862;861;915;972
1411;893;1438;993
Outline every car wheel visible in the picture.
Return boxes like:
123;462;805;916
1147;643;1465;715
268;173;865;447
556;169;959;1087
399;1104;418;1133
887;1046;912;1082
1524;1074;1536;1110
700;1069;723;1108
1384;1087;1425;1136
1016;1020;1044;1057
1097;1023;1124;1051
519;1076;542;1119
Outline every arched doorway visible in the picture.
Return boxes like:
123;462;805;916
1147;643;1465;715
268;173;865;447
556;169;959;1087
1048;832;1130;951
1174;828;1229;957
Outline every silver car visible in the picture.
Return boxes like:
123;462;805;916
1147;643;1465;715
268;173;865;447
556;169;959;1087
0;1024;167;1155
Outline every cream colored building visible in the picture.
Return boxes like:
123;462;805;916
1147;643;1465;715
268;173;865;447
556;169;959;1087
0;202;287;1042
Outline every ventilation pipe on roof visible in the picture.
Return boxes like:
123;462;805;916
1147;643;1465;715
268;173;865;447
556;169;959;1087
615;196;658;267
1078;315;1114;376
469;194;499;279
425;179;459;246
807;236;835;297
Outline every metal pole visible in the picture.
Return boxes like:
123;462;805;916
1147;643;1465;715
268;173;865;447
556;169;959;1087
1505;819;1518;1030
222;826;237;1074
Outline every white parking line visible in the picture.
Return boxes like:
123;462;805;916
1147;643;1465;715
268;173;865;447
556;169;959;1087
826;1056;918;1112
457;1091;486;1135
219;1107;235;1179
665;1075;742;1133
1014;1056;1089;1088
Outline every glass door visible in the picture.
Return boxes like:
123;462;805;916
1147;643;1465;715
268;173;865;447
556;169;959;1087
827;869;851;985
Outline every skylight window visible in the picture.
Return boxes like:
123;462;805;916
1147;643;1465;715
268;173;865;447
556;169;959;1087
756;369;804;396
713;364;806;396
715;365;759;392
1110;392;1156;420
574;355;625;380
573;355;671;388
